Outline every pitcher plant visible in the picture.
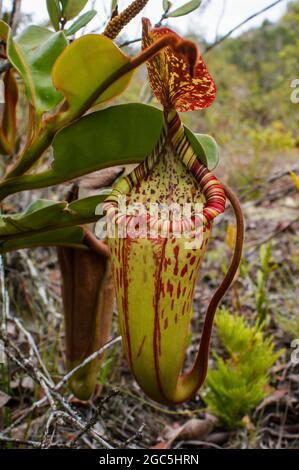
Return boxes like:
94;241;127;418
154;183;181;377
103;19;244;405
0;3;204;400
0;1;243;403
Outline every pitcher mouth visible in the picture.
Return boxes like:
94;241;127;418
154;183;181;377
104;199;208;241
103;110;226;242
103;155;225;241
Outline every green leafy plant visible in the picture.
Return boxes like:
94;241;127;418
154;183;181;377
0;0;244;404
46;0;95;33
204;308;283;430
0;0;183;400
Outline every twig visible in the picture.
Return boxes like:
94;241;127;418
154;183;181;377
258;427;299;440
46;410;114;449
240;166;299;201
119;7;170;48
9;0;22;35
40;411;59;449
277;398;290;449
119;423;145;448
119;36;141;48
214;0;227;41
12;316;54;386
155;2;171;28
0;254;9;332
1;336;114;448
19;251;60;323
204;0;285;54
247;217;299;254
40;403;93;449
68;389;120;448
59;336;121;388
0;436;42;448
1;336;121;436
1;335;57;408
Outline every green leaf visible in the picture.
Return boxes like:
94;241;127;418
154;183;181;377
52;34;134;116
51;104;164;179
46;0;62;31
62;0;88;20
0;104;163;199
0;195;106;239
111;0;118;12
0;21;68;115
14;26;68;114
184;126;219;170
23;199;59;215
65;10;97;36
0;194;109;254
163;0;171;13
60;0;68;10
168;0;201;17
0;105;219;200
0;226;85;253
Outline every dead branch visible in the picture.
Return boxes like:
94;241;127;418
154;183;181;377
204;0;285;54
9;0;22;35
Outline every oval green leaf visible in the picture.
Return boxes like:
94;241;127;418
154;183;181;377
163;0;171;12
0;195;106;239
168;0;201;17
0;226;85;253
52;103;164;178
184;126;219;170
46;0;62;31
52;34;134;115
62;0;88;20
65;10;97;36
0;21;68;115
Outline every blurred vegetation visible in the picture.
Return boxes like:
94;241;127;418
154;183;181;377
124;1;299;186
202;1;299;183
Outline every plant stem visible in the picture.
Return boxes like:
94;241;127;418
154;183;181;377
6;126;53;179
